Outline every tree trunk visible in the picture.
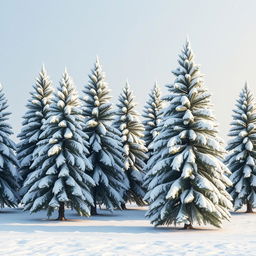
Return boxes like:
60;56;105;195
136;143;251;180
184;223;193;229
246;200;253;213
90;204;97;215
121;203;127;210
90;188;97;215
57;202;66;221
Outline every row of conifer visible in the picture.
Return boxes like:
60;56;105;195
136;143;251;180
0;40;255;228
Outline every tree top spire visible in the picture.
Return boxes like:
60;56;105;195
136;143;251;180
125;80;130;90
63;67;68;75
184;35;192;50
153;81;159;89
95;55;102;68
244;81;248;90
41;63;46;73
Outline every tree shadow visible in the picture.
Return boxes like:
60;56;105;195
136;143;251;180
0;210;19;214
156;226;218;232
69;208;147;222
231;211;256;215
0;223;217;233
0;207;219;233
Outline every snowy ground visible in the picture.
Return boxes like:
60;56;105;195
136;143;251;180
0;205;255;256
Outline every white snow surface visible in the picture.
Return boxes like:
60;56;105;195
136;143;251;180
0;205;255;256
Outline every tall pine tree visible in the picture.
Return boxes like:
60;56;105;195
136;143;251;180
0;84;20;208
142;82;163;156
226;84;256;213
21;70;95;220
113;82;147;208
144;40;233;228
81;58;128;215
17;66;53;193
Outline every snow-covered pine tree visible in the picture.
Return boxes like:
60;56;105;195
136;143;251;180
17;66;53;193
81;58;128;215
113;82;147;208
0;84;20;208
144;39;233;228
226;84;256;213
21;70;95;220
142;82;163;155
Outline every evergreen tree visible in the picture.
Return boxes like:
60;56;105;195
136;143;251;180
21;70;95;220
17;66;53;193
0;85;20;207
81;58;128;215
226;84;256;213
113;82;147;207
142;82;163;155
144;40;233;228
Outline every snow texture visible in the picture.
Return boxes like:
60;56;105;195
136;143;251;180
113;82;148;206
81;58;128;212
144;39;232;228
17;66;53;191
0;85;20;208
226;84;256;211
21;70;94;217
0;206;255;256
142;82;163;152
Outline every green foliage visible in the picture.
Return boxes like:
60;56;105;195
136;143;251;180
113;83;147;206
226;84;256;211
0;85;20;208
22;71;94;217
144;40;232;227
81;59;128;211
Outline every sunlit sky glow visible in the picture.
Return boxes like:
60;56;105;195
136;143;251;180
0;0;255;141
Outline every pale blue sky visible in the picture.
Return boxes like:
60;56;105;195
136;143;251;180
0;0;255;140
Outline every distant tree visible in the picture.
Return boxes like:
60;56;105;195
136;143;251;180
113;83;147;208
17;66;53;195
22;70;94;220
226;84;256;213
81;58;128;215
144;40;233;228
142;82;163;153
0;85;20;208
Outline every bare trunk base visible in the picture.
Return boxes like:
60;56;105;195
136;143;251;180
121;203;127;210
56;217;67;221
90;187;97;215
246;201;254;213
57;202;66;221
184;223;193;229
90;205;97;216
